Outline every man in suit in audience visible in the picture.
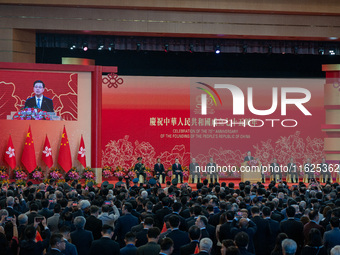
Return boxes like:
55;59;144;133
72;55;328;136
159;238;174;255
196;238;213;255
172;158;183;183
84;205;102;240
47;203;61;233
280;206;304;253
195;215;214;241
234;232;254;255
164;202;188;232
6;196;20;218
135;217;153;247
46;233;66;255
303;210;325;243
166;215;190;255
262;206;280;255
323;217;340;255
114;202;139;248
154;197;172;230
59;226;78;255
154;158;166;183
219;210;236;242
89;225;120;255
251;206;272;255
120;232;137;255
231;218;257;254
180;225;201;255
136;227;161;255
70;216;94;255
38;199;54;219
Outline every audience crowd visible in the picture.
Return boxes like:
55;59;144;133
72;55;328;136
0;177;340;255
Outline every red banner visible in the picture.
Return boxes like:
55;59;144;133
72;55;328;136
42;135;53;168
77;135;86;168
21;126;37;173
4;135;16;169
58;127;72;172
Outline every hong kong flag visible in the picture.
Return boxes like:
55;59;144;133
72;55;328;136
77;135;86;168
4;135;16;169
21;126;37;173
42;135;53;168
58;126;72;172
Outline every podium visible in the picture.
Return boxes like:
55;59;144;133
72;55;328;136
240;162;262;182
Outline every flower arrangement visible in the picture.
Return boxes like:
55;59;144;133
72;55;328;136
167;168;173;177
49;167;63;180
12;107;50;120
182;166;189;178
0;166;9;181
13;167;28;186
66;167;81;180
114;166;125;178
14;167;28;180
127;169;135;178
248;160;258;166
31;166;44;181
145;167;153;178
102;166;113;178
83;167;96;181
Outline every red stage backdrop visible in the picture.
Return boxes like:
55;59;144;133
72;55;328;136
0;70;78;120
102;76;325;177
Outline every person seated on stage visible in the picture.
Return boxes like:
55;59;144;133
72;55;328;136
320;157;331;183
154;158;165;183
25;80;54;112
172;158;183;183
207;157;218;183
270;158;282;182
288;157;299;183
189;158;201;183
244;151;254;162
304;158;314;183
134;157;146;182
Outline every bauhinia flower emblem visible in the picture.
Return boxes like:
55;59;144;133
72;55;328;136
43;146;52;157
6;147;15;158
78;147;86;158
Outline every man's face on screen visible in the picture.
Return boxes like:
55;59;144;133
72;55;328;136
34;82;45;97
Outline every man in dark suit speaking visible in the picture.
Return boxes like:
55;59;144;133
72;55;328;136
25;80;54;112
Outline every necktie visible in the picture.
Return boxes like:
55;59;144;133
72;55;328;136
37;98;41;108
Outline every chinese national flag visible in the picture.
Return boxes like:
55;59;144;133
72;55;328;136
4;135;16;169
21;126;37;173
42;135;53;168
58;126;72;172
77;135;86;168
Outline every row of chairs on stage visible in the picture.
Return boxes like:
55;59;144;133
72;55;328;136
134;173;219;184
134;172;338;184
